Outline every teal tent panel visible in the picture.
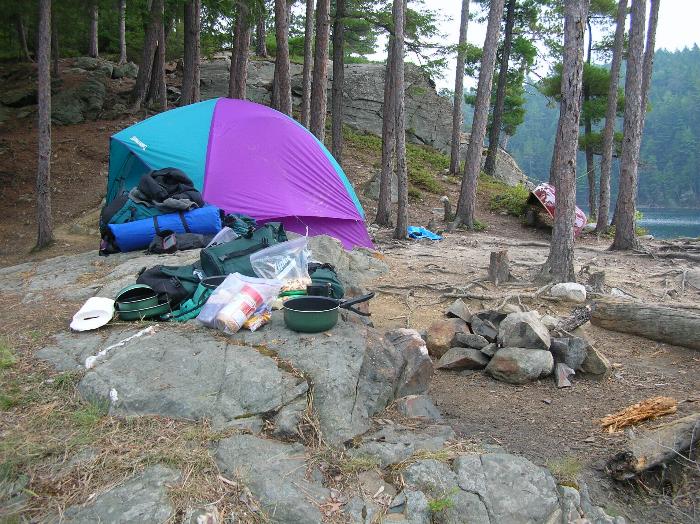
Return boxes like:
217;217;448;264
111;98;218;191
107;139;152;203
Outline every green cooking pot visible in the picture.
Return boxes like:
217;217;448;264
282;293;374;333
117;297;172;321
115;284;159;312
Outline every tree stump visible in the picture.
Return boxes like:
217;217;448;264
488;250;510;286
588;271;606;293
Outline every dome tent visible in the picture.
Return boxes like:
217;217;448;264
107;98;372;249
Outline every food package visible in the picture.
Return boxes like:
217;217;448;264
243;304;272;332
250;237;312;292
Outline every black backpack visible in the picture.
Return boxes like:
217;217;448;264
136;264;201;308
199;222;287;277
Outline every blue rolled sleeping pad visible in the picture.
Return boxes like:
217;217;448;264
108;205;222;252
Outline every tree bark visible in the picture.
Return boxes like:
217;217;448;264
118;0;127;64
301;0;315;127
36;0;53;249
541;0;588;283
591;301;700;350
375;36;396;227
392;0;408;240
449;0;470;175
229;2;252;100
131;0;162;109
606;413;700;480
331;0;346;162
88;2;99;58
273;0;292;115
488;250;510;286
181;0;201;106
612;0;646;251
16;16;33;62
640;0;659;128
583;18;596;221
51;16;59;78
310;0;331;140
485;0;515;178
255;11;268;57
454;0;506;229
146;2;167;111
597;0;627;233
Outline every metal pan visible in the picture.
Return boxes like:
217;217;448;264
282;293;374;333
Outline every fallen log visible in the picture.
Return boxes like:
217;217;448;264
606;413;700;480
591;301;700;350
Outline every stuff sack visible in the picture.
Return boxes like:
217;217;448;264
136;264;201;308
99;191;165;233
308;262;345;299
170;283;212;322
200;222;287;277
107;205;222;253
147;231;214;254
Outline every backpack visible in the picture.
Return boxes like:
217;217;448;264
99;191;164;234
136;264;201;308
199;222;287;277
308;263;345;299
170;282;213;322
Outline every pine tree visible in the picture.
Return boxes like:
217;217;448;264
310;0;331;140
273;0;292;115
181;0;201;106
36;0;53;249
376;35;396;227
301;0;315;127
392;0;408;240
118;0;127;64
331;0;346;162
449;0;470;176
131;0;163;109
88;1;99;58
229;2;252;100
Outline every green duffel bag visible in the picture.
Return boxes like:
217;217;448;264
308;263;345;299
170;282;212;322
199;222;287;277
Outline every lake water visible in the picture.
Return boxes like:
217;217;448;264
637;207;700;239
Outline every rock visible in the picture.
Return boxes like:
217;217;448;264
610;287;634;300
113;61;139;79
344;495;381;524
554;362;575;388
67;327;309;429
0;86;37;107
395;395;443;421
445;298;472;323
550;336;588;369
272;396;307;439
52;74;106;125
61;465;179;523
454;453;560;524
550;282;587;303
364;170;398;203
686;268;700;290
580;345;611;376
74;56;102;70
348;423;455;467
472;309;508;328
470;316;499;342
540;314;560;331
215;434;328;523
184;506;220;524
480;343;498;358
436;347;489;370
387;490;432;524
485;347;554;384
453;332;489;349
558;485;582;523
385;328;434;398
426;318;470;358
358;469;397;499
497;311;551;350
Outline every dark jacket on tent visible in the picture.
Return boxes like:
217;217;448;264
130;168;204;211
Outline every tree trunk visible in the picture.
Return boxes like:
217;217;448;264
488;250;510;286
118;0;127;64
88;2;99;58
51;16;59;78
449;0;470;175
454;0;506;229
255;12;267;57
36;0;53;249
485;0;515;178
131;0;162;109
301;0;315;127
583;18;596;221
331;0;345;162
597;0;626;233
16;16;33;62
612;0;646;251
375;36;396;227
229;3;252;100
181;0;201;106
591;301;700;350
273;0;292;115
541;0;588;283
606;413;700;480
310;0;331;141
392;0;408;240
640;0;659;127
146;3;166;111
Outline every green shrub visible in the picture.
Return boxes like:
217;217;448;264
408;187;423;200
489;183;530;216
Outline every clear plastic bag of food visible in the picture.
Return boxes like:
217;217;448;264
196;273;281;331
250;237;312;292
243;304;272;332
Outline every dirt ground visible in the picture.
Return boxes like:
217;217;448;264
1;61;698;523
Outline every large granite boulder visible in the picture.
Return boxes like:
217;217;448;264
485;348;554;384
497;311;551;350
52;73;107;124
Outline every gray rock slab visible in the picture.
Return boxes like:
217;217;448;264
228;316;403;445
580;344;611;376
73;326;307;429
485;347;554;384
436;347;489;370
387;490;432;524
453;332;489;349
480;343;498;358
60;464;179;523
272;396;307;439
385;328;434;397
497;312;551;350
214;434;328;523
550;336;588;370
395;395;443;421
470;316;499;343
445;299;472;323
348;423;455;467
426;318;470;358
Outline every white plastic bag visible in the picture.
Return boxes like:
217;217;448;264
250;237;312;292
196;273;282;333
205;226;238;248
